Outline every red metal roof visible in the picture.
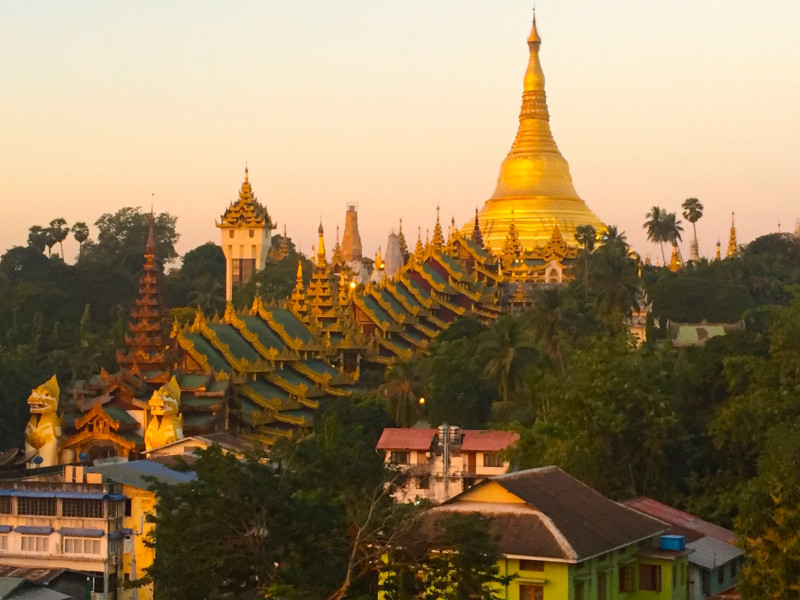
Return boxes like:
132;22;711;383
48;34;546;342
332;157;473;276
460;430;519;452
622;497;735;544
376;428;436;451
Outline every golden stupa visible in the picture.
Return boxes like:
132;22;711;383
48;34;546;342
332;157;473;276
468;14;605;253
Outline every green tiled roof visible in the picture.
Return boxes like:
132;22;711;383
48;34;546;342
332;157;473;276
177;373;210;389
275;367;315;388
438;252;468;277
182;396;224;409
211;325;262;362
184;333;230;372
243;378;289;403
105;406;138;426
242;317;286;351
183;413;217;428
392;282;423;309
207;380;229;393
377;288;408;317
402;328;425;343
420;263;448;287
363;296;392;325
269;308;315;343
298;359;340;378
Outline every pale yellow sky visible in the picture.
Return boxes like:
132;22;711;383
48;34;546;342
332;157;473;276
2;1;798;265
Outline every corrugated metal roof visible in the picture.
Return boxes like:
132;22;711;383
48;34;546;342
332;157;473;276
686;536;743;570
57;527;104;537
460;430;519;452
11;587;71;600
15;526;53;535
622;497;735;544
482;467;668;560
0;578;24;598
88;460;196;490
376;428;437;451
0;567;64;586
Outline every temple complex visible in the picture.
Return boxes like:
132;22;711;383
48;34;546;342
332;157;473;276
468;14;605;255
217;168;277;301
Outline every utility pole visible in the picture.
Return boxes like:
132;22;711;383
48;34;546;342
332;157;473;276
442;423;450;501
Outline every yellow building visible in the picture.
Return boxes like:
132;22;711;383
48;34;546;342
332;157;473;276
419;466;689;600
216;167;277;302
469;15;606;255
88;459;197;600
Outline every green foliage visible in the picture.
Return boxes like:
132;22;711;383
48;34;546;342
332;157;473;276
381;512;512;600
232;251;313;309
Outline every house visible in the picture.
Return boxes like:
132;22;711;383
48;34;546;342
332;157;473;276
0;466;127;598
417;466;689;600
623;498;744;599
87;460;196;600
375;426;519;502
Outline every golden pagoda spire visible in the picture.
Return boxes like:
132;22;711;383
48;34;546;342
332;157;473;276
414;227;425;263
727;211;737;257
715;239;721;261
669;244;681;272
397;218;409;259
471;208;485;248
295;259;303;288
317;221;326;266
432;206;444;249
468;12;605;253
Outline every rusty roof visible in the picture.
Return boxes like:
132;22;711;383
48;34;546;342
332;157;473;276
622;497;735;545
0;566;64;586
376;428;436;451
460;430;519;452
447;467;668;561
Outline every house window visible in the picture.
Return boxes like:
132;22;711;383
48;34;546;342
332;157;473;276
702;571;710;596
618;566;634;593
520;559;544;572
21;535;49;553
0;534;7;551
731;559;738;579
717;565;724;585
483;452;504;467
390;451;409;464
574;580;584;600
639;564;661;592
597;572;607;600
416;476;430;490
63;498;104;519
0;497;10;514
519;584;544;600
64;537;101;555
18;496;56;516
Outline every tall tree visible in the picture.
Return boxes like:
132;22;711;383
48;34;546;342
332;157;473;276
48;218;70;259
478;316;537;405
574;224;596;300
681;197;704;261
26;225;48;254
643;206;668;265
71;222;89;256
662;212;685;263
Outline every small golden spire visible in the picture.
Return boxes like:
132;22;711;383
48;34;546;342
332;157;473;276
472;207;485;248
317;221;326;265
715;239;721;261
727;211;737;257
414;227;424;263
244;165;249;183
432;207;444;249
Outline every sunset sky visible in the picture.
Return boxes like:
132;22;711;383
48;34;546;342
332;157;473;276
2;1;798;266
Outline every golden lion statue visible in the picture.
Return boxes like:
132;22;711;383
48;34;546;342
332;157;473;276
145;376;184;451
24;375;62;467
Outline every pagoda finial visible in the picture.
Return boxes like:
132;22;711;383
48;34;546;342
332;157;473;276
317;221;326;265
414;227;424;263
727;211;737;257
244;164;249;183
528;5;541;47
295;259;303;288
145;212;157;255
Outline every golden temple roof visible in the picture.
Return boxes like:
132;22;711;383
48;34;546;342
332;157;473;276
217;167;275;229
468;14;605;254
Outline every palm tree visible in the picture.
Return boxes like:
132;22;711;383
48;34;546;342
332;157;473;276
27;225;48;253
72;222;90;256
662;212;684;263
479;316;537;404
681;197;704;261
643;207;668;265
381;359;427;427
48;218;70;259
574;225;596;301
591;231;640;330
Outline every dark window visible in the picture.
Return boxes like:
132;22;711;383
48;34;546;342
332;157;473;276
63;498;103;518
0;497;10;514
702;571;710;595
718;565;724;585
17;496;56;516
639;564;661;592
618;566;634;593
519;584;543;600
416;476;430;490
232;258;256;288
520;559;544;572
730;559;738;579
597;572;607;600
390;451;409;464
125;498;132;517
483;452;504;467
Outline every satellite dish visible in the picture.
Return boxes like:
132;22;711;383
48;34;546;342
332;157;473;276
0;448;19;467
